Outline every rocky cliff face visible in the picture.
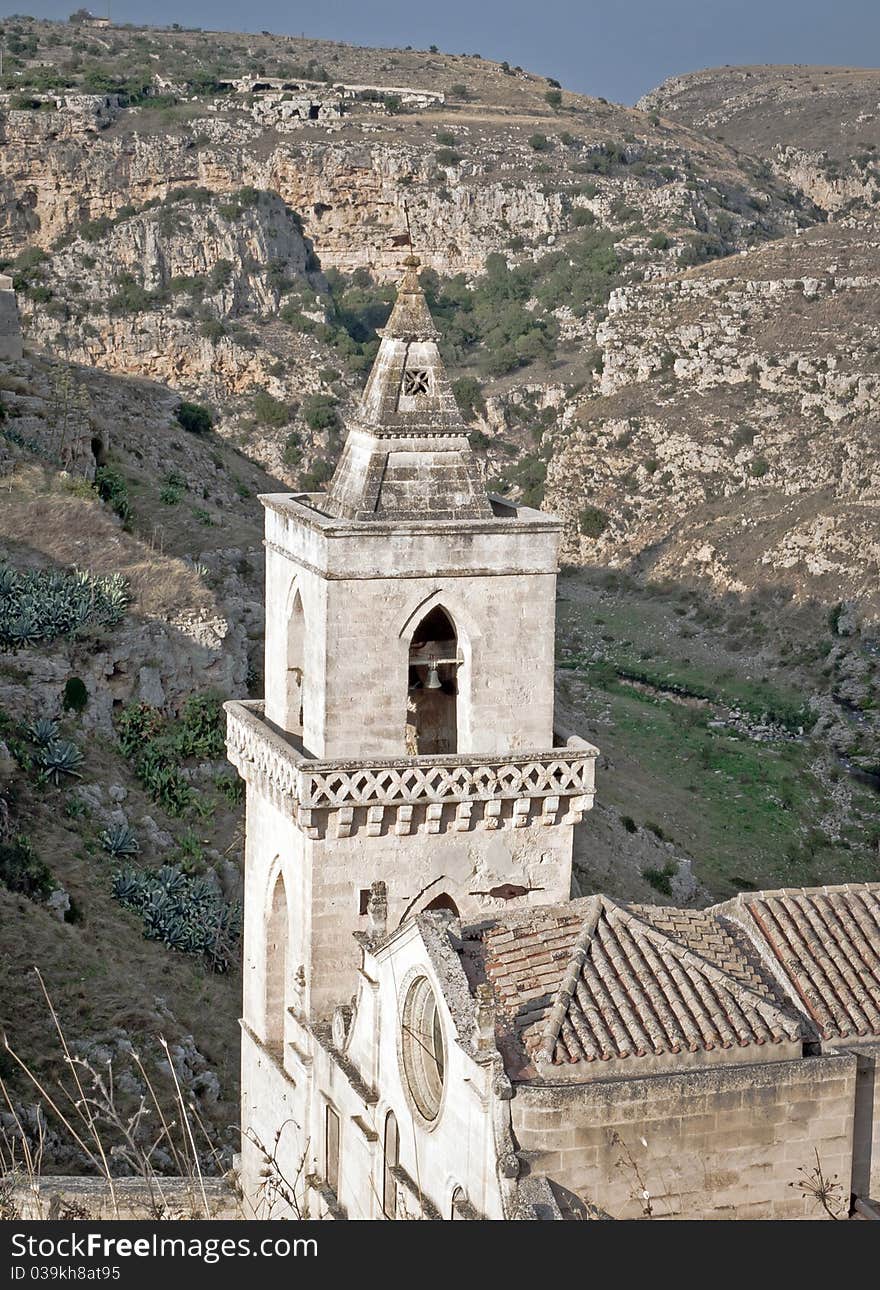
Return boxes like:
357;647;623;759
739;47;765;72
546;222;880;607
0;351;274;726
0;104;809;271
639;64;880;218
20;192;323;393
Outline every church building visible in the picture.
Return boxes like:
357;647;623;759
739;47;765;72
225;259;880;1220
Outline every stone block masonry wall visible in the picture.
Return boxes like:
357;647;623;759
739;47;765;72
512;1054;858;1219
0;274;23;360
844;1042;880;1201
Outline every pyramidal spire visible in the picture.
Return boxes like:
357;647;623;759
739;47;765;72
322;256;493;523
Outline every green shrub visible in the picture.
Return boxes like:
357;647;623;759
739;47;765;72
217;186;262;221
209;258;233;290
200;319;227;342
620;815;637;833
436;130;457;146
279;304;316;331
177;693;226;757
679;233;726;267
214;773;244;806
452;376;487;420
572;208;595;227
108;272;166;314
116;703;165;758
544;89;562;109
301;393;340;433
253;390;292;427
175;402;213;435
578;505;610;538
435;148;462;166
300;459;335;491
94;465;133;527
283;431;303;467
644;863;675;896
0;836;56;901
81;215;114;243
750;457;770;478
116;693;226;816
529;133;551;152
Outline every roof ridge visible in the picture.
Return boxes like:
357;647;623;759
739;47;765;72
716;882;880;909
535;895;607;1065
614;903;801;1031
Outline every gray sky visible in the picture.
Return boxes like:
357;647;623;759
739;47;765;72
4;0;880;103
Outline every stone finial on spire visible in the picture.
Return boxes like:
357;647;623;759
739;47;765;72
380;254;440;342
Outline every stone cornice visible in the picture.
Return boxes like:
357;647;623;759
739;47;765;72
263;537;559;580
259;492;563;537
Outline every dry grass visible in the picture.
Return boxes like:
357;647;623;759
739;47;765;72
0;972;242;1218
0;466;211;619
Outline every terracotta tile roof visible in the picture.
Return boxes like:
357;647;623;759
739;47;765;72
628;904;782;999
477;895;804;1074
722;884;880;1041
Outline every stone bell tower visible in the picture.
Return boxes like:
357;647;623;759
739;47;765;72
225;258;596;1199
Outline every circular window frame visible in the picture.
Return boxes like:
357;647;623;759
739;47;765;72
398;972;447;1128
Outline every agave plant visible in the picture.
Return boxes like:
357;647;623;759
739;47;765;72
100;822;140;858
39;739;84;785
111;862;241;972
0;563;131;650
28;717;60;748
111;866;143;906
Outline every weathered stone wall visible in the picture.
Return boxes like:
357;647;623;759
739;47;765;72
12;1176;239;1220
0;273;22;360
837;1040;880;1202
239;913;509;1220
511;1053;858;1219
262;499;562;759
236;764;578;1022
306;820;575;1016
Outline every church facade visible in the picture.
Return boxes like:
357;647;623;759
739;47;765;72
225;260;880;1220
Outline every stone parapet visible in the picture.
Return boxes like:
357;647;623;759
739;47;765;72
226;699;597;839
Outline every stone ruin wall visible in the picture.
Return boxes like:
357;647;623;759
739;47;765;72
512;1052;861;1219
0;274;22;361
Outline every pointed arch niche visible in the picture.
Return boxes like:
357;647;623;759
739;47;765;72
405;605;462;755
285;585;306;738
264;870;289;1055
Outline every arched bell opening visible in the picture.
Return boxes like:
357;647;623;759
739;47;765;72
405;606;459;755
